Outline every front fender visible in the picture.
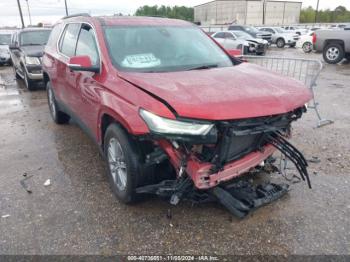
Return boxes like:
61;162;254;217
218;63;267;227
96;79;176;143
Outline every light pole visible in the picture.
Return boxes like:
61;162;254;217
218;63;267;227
64;0;69;16
315;0;320;24
16;0;25;28
25;0;32;26
262;0;267;25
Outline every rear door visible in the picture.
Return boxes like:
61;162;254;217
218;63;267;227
73;23;102;135
56;23;81;112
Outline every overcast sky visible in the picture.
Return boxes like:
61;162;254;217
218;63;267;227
1;0;350;27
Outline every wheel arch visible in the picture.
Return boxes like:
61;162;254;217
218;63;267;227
324;39;345;49
98;107;139;149
43;71;50;87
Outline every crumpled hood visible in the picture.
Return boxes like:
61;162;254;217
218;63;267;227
246;38;264;44
20;45;44;57
119;63;312;120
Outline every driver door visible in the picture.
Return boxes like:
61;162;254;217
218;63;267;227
73;24;102;136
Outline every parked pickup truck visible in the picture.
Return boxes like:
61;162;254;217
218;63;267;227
313;29;350;64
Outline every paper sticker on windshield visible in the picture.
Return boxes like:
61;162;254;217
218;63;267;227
122;53;161;68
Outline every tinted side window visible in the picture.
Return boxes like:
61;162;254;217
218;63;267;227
47;23;64;48
214;32;225;38
75;25;99;66
60;23;80;57
224;33;235;39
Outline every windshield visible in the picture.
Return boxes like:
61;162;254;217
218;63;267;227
0;34;11;45
243;26;259;34
104;26;233;73
20;30;51;46
232;31;252;39
275;28;286;33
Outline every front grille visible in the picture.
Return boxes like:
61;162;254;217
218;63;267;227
256;44;265;51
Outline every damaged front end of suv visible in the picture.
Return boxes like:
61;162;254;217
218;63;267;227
136;106;311;218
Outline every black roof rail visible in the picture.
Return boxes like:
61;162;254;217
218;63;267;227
62;13;91;20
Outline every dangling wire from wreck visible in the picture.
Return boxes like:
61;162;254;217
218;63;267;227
265;132;312;189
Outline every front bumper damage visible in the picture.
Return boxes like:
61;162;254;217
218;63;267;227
137;107;311;217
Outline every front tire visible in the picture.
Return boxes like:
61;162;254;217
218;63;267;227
47;81;70;124
323;43;345;64
104;123;142;204
23;69;35;91
276;38;285;48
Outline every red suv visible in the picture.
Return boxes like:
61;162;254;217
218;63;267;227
43;15;312;216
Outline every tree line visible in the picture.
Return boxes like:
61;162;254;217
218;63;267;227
134;5;350;24
135;5;194;21
301;5;350;23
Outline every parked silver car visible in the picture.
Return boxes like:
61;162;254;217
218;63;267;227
282;26;309;36
259;27;299;48
212;31;267;55
212;31;247;50
0;32;12;65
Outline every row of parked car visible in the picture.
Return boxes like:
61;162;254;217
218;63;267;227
207;23;350;63
209;25;304;56
0;28;52;89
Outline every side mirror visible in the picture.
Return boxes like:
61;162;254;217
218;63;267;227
68;55;99;73
9;43;18;50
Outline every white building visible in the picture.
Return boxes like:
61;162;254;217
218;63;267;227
194;0;302;26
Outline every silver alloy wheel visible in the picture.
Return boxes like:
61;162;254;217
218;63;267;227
107;138;127;191
277;39;284;48
303;42;312;53
48;87;56;118
326;47;340;61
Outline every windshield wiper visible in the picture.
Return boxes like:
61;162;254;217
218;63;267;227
187;64;219;71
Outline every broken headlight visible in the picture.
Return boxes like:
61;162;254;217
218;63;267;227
140;109;214;136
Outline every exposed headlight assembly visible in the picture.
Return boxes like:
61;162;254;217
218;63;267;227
140;109;214;136
25;56;41;65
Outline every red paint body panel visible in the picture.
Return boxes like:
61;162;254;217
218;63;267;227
159;139;276;189
119;63;312;120
187;145;276;189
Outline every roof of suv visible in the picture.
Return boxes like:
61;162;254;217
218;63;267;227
18;27;52;33
63;15;193;27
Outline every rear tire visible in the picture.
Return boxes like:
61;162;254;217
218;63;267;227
276;38;285;48
47;81;70;124
104;123;142;204
302;42;313;53
14;68;21;79
323;43;345;64
23;68;35;91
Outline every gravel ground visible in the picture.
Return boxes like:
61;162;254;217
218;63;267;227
0;47;349;256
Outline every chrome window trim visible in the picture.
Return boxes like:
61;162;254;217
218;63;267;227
56;20;102;74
